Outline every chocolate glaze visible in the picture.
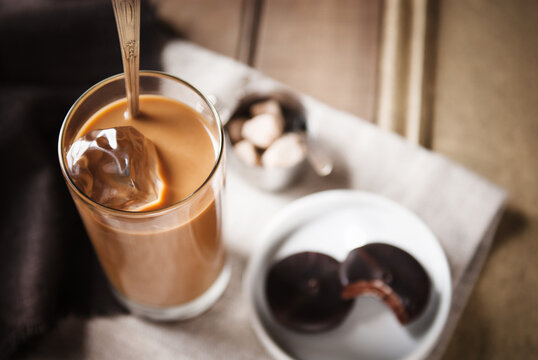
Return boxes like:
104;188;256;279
340;243;431;324
266;252;355;333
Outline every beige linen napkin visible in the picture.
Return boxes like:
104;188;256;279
28;41;506;360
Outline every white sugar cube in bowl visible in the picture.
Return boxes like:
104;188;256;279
224;91;310;191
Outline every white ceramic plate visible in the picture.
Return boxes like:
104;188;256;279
244;190;452;360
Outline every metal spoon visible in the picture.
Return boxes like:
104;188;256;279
111;0;141;119
306;138;333;177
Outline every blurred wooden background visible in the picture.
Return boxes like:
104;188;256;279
153;0;537;358
153;0;381;121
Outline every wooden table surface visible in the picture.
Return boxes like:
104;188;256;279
154;0;537;358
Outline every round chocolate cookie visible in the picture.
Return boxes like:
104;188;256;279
265;252;355;333
340;243;431;324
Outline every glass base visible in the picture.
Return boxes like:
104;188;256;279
113;260;232;321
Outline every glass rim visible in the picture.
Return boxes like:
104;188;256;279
58;70;224;217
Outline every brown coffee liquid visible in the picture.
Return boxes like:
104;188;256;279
75;95;225;307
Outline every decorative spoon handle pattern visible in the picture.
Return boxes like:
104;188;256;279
111;0;141;119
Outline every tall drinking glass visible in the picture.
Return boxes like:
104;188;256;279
58;71;230;321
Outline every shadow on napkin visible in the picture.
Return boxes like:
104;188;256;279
490;207;527;254
0;0;174;357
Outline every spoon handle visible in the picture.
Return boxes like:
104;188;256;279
307;138;334;177
111;0;140;119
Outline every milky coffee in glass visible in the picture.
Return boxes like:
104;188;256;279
58;72;229;320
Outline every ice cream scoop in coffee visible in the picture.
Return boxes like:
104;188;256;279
66;126;165;211
340;243;431;324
